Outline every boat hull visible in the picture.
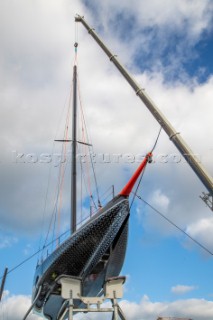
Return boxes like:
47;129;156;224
33;195;129;319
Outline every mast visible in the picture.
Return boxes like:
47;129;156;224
0;267;8;302
75;15;213;208
71;64;77;233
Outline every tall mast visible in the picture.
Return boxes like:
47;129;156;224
0;267;8;302
71;64;77;233
75;15;213;210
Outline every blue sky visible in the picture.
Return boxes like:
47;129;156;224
0;1;213;319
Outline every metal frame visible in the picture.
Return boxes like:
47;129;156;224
57;275;128;320
200;192;213;211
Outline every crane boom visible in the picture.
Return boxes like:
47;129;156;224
75;15;213;210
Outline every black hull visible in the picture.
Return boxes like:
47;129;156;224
33;195;129;319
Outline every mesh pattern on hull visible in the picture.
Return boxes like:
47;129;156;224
33;196;129;320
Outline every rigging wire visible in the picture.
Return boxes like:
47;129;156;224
81;148;83;225
43;200;57;249
42;79;73;252
101;191;114;204
44;121;70;248
74;36;101;213
51;205;57;253
151;126;162;152
89;151;101;208
56;107;71;245
1;115;212;281
77;66;101;211
38;160;52;256
2;195;212;281
77;70;93;213
3;30;104;280
130;165;147;210
133;193;213;256
38;92;73;258
0;228;69;280
127;125;212;256
130;125;162;210
76;143;98;224
53;73;73;246
43;41;99;236
77;143;90;198
100;185;113;199
0;204;99;282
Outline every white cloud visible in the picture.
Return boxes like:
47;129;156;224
75;295;213;320
171;284;197;295
150;189;170;212
85;0;213;37
23;244;32;256
186;217;213;252
83;0;213;77
1;290;9;299
0;0;212;261
0;236;18;249
0;3;212;318
1;293;213;320
0;293;42;320
120;296;213;320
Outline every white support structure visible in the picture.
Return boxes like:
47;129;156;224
57;275;128;320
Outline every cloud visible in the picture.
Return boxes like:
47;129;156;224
186;217;213;252
120;296;213;320
84;0;213;38
0;293;42;320
0;0;212;251
23;244;32;256
150;189;170;212
0;3;212;318
171;285;197;295
1;293;213;320
1;290;9;299
83;0;213;79
0;236;18;249
0;0;86;235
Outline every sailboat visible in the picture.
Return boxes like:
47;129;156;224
31;48;153;320
30;15;213;320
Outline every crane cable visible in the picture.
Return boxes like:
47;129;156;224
128;126;213;256
2;192;212;281
133;193;213;256
151;126;162;152
130;126;162;210
1;129;212;281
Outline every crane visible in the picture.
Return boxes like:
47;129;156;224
75;14;213;211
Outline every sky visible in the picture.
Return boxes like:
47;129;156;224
0;0;213;319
